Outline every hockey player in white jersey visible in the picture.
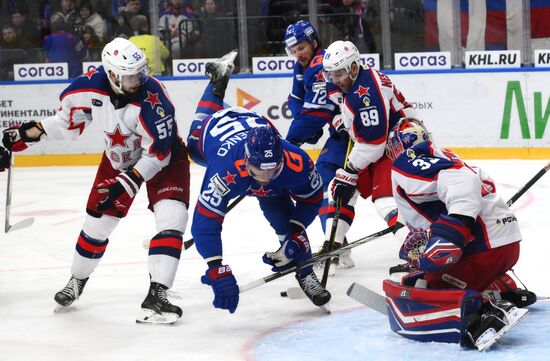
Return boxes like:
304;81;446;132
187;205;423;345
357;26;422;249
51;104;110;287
381;117;533;350
2;38;190;324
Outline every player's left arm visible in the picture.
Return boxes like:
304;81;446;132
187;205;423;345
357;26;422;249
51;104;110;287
133;81;177;181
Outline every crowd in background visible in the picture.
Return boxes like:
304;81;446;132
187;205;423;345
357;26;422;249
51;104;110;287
0;0;548;80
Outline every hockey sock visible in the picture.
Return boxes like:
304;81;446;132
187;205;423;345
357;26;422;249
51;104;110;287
148;230;183;288
71;230;109;279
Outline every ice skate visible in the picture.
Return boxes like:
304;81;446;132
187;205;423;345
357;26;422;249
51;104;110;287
205;49;237;99
136;282;182;325
468;299;529;352
295;271;331;310
54;275;88;311
313;240;355;276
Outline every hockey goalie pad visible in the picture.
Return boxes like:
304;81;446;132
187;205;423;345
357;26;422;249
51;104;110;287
382;280;482;345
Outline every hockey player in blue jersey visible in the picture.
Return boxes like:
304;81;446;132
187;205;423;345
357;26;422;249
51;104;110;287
187;51;331;313
2;38;190;324
381;117;533;351
284;20;354;268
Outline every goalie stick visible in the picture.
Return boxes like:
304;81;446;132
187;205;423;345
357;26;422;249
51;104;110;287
4;152;35;233
142;195;246;250
282;160;550;299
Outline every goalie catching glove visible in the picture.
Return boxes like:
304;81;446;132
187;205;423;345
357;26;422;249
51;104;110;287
95;168;143;212
399;214;474;273
263;225;312;273
2;121;45;152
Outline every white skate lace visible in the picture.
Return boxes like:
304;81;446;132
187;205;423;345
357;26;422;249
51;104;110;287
60;277;82;299
301;273;325;296
157;286;170;304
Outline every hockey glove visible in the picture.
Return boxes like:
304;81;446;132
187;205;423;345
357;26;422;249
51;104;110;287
95;169;143;212
0;146;9;172
2;121;45;152
331;114;347;137
201;265;239;314
418;215;474;273
262;229;312;273
329;168;358;204
399;226;429;268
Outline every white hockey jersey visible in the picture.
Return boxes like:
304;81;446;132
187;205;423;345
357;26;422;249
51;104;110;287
327;66;415;170
40;66;180;181
391;142;521;254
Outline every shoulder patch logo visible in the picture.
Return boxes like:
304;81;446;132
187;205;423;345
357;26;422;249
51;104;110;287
210;173;230;196
156;107;165;117
92;98;103;107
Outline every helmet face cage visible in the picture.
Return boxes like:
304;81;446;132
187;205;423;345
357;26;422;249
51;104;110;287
322;40;360;84
284;20;317;57
245;126;284;183
102;37;149;94
386;118;431;160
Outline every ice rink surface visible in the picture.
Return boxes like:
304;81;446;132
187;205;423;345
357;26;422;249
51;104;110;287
0;160;549;361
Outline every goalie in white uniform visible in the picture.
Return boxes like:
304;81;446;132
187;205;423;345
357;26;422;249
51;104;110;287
381;117;535;350
2;38;190;324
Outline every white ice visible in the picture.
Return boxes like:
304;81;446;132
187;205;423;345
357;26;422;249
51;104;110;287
0;160;549;361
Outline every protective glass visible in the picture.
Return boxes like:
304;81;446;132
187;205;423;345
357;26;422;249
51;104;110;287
121;67;149;89
247;160;284;183
322;68;350;84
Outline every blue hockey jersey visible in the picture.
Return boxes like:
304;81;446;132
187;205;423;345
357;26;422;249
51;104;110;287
190;107;324;261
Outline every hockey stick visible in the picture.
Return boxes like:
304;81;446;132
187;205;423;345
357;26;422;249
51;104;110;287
321;138;354;287
142;194;246;250
239;224;398;294
506;160;550;207
4;152;35;233
283;160;550;299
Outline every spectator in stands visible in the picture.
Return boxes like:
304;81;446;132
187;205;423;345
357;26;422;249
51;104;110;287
112;0;149;18
0;23;31;80
43;21;88;78
81;25;102;49
198;0;235;57
75;2;107;43
129;15;169;75
11;6;41;48
159;0;197;58
50;0;77;31
325;0;377;53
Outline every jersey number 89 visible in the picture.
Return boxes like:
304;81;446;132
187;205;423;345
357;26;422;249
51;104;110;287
359;108;379;127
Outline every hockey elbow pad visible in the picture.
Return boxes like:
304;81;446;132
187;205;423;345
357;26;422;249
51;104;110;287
418;214;473;273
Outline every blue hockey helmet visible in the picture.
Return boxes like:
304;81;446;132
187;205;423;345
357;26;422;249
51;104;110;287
284;20;318;56
386;118;431;160
245;126;284;183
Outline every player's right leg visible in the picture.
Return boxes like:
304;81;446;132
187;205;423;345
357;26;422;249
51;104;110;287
54;156;127;310
205;49;237;98
54;214;119;308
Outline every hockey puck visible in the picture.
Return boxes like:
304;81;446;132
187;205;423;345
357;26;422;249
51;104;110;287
280;291;288;297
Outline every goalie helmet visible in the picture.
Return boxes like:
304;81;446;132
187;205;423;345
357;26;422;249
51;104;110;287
322;40;360;89
101;37;149;95
245;126;283;183
284;20;318;56
386;118;431;160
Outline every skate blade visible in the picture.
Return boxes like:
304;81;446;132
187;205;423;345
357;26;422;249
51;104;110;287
475;308;529;351
53;303;76;313
136;309;180;325
319;303;331;314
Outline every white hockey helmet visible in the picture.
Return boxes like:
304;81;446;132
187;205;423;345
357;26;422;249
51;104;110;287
322;40;360;85
101;37;149;95
386;118;431;160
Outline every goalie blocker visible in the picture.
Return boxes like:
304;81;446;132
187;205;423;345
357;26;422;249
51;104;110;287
382;280;528;350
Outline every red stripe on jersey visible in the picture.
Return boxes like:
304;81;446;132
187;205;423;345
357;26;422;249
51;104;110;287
291;190;323;204
319;205;334;216
198;100;224;111
302;109;332;120
197;204;224;223
61;88;109;101
150;237;183;250
339;206;355;219
67;106;91;135
77;235;107;254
